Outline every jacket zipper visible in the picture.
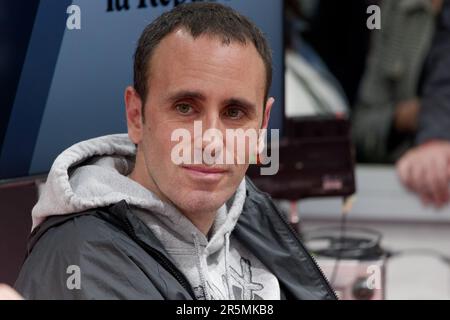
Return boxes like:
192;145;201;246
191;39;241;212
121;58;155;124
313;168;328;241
269;200;339;300
123;219;197;299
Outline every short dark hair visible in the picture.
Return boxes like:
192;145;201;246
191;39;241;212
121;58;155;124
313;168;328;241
133;2;273;106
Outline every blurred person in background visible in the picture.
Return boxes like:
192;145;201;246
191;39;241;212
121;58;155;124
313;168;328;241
352;0;443;163
397;0;450;208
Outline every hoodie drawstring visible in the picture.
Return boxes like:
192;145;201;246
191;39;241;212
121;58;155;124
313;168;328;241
224;232;233;299
192;232;210;300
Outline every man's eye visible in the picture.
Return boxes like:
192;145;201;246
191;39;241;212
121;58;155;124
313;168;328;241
175;103;193;115
225;108;244;119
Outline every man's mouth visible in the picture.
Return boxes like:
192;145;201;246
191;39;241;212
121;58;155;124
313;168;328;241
181;165;228;181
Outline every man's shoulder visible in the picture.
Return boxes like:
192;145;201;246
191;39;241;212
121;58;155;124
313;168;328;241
16;210;166;299
31;211;119;251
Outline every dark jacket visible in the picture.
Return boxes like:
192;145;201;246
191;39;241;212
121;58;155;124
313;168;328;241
15;178;337;300
417;0;450;144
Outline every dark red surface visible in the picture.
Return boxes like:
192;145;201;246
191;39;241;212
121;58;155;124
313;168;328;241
0;180;36;286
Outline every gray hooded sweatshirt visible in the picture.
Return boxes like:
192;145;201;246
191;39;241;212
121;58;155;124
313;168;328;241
32;134;280;300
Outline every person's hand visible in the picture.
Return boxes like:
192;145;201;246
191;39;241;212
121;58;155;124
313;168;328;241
397;140;450;208
0;284;23;300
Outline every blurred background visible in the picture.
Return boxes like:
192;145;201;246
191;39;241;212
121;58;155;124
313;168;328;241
2;0;450;299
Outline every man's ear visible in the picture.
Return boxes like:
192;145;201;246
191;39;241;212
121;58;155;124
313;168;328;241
261;97;274;130
255;97;275;162
125;86;144;144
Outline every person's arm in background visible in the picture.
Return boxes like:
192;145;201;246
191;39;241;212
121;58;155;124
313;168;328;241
0;284;23;300
397;0;450;207
353;102;402;163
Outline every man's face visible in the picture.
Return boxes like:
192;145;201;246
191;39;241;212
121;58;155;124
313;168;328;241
126;29;273;217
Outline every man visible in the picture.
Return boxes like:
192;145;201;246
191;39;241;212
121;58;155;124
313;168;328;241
397;0;450;208
14;3;335;300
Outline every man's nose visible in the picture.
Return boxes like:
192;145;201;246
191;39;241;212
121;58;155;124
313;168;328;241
202;111;224;132
194;111;225;159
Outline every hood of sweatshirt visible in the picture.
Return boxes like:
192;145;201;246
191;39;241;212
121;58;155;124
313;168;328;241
32;134;280;300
